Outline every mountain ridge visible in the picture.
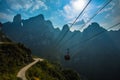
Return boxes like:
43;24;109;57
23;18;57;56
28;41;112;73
1;14;120;80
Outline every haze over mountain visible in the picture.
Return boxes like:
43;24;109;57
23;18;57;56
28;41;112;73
1;14;120;80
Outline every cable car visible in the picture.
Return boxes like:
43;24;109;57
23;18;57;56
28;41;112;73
64;48;70;61
0;22;2;29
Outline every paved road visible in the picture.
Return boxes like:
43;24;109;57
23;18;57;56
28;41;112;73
17;58;44;80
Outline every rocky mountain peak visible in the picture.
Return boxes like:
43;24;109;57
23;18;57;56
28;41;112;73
35;14;44;21
84;22;106;33
62;24;69;31
13;14;21;23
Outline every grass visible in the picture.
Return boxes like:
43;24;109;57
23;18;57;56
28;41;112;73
26;60;81;80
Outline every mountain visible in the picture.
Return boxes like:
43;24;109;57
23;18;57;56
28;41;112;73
2;14;57;60
0;23;83;80
67;23;120;80
1;14;120;80
0;30;33;80
0;30;82;80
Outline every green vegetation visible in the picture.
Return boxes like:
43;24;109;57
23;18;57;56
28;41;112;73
0;31;33;80
26;60;81;80
0;43;33;80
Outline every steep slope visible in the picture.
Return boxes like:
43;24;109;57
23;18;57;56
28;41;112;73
0;31;33;80
26;60;81;80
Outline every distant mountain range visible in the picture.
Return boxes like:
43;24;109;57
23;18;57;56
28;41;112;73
1;14;120;80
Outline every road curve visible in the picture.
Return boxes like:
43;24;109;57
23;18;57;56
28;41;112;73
17;58;44;80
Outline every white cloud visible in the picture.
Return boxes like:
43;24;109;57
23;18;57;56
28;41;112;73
105;13;110;19
6;0;22;10
100;2;115;14
82;13;90;22
0;0;48;22
6;9;15;14
0;12;14;22
61;0;88;21
22;1;33;10
31;0;48;12
101;19;120;31
71;0;86;11
70;19;85;31
113;16;120;24
5;0;48;11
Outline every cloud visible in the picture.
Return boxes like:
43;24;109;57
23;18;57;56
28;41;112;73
6;9;15;14
0;12;14;22
105;13;110;18
68;19;85;31
101;0;120;29
60;0;87;21
5;0;48;11
0;0;48;22
99;2;115;14
31;0;48;12
112;16;120;24
6;0;22;10
69;19;85;26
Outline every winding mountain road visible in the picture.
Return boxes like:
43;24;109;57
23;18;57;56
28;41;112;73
17;58;44;80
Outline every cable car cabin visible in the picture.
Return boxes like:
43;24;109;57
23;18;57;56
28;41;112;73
64;48;70;61
0;22;2;29
64;54;70;60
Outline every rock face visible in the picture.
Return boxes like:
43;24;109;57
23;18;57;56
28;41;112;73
2;14;58;60
13;14;21;23
1;14;120;80
62;24;69;31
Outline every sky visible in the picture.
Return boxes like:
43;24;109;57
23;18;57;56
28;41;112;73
0;0;120;31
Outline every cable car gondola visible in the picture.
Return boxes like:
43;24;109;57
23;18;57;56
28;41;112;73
0;22;2;28
64;48;70;61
